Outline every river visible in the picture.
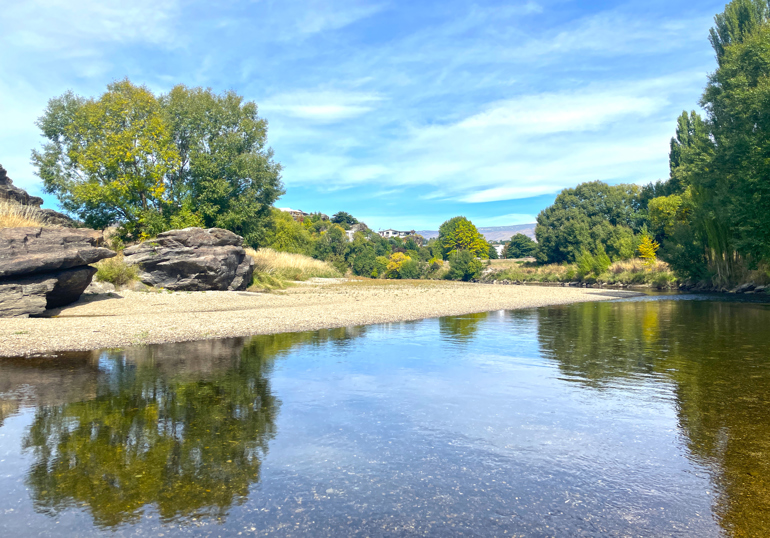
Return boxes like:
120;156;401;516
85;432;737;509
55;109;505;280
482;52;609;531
1;294;768;536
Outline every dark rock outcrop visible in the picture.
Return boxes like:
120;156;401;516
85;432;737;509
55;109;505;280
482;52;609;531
124;227;254;291
0;164;76;227
0;164;43;207
0;227;115;278
0;227;115;317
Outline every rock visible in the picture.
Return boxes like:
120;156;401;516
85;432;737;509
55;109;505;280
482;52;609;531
755;286;766;294
84;280;116;294
0;164;43;207
123;227;254;291
736;282;756;293
0;227;115;317
0;266;96;317
0;227;116;278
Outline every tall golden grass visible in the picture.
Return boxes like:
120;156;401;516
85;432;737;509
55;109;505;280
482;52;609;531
246;248;341;281
607;258;670;274
0;201;44;228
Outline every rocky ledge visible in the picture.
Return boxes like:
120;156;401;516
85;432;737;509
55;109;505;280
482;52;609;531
124;227;254;291
0;227;116;317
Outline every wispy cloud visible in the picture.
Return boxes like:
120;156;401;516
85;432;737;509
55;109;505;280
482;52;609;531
262;90;384;122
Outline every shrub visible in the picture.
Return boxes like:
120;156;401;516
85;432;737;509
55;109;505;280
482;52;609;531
446;250;483;281
399;259;421;279
0;202;44;228
94;255;139;288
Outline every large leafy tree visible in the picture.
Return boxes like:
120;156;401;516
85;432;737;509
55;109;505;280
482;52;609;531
32;80;283;246
503;233;538;259
32;81;180;232
438;216;489;259
535;181;643;263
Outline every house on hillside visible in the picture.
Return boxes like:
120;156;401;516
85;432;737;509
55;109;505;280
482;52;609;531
278;208;329;222
378;229;415;239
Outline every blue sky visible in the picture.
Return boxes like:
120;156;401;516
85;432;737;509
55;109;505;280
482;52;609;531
1;0;724;230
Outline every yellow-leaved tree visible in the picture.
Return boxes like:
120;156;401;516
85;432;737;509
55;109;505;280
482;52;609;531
637;235;660;268
440;217;489;259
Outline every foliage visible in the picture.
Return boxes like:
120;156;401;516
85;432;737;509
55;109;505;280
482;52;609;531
446;250;483;281
637;235;660;267
399;259;421;279
503;233;538;258
439;217;489;259
331;211;357;227
0;201;44;228
265;209;314;254
385;252;411;278
32;80;283;245
94;255;139;288
488;244;499;259
535;181;643;264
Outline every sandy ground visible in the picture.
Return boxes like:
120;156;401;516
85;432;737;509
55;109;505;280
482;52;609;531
0;279;641;357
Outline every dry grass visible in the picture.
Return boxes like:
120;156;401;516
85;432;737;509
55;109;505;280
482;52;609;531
484;257;678;287
246;248;342;282
607;258;670;274
0;201;44;228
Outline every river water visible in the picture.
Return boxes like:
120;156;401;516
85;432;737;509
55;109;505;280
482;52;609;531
1;294;769;537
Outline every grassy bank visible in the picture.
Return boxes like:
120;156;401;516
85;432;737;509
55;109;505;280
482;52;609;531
483;258;678;288
246;248;342;290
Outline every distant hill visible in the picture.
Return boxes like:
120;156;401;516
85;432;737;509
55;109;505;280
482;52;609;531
415;223;536;242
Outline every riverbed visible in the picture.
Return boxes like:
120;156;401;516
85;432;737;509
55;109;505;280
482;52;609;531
1;294;768;536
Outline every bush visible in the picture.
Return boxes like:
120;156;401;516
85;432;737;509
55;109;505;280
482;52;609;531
399;259;421;279
94;255;139;288
446;250;483;281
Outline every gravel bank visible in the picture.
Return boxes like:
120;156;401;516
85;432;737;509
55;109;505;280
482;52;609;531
0;280;641;357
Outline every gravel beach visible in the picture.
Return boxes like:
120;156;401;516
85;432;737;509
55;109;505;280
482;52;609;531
0;280;640;357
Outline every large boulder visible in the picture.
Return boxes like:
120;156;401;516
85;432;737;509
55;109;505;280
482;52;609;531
123;227;254;291
0;227;115;317
0;267;97;317
0;227;116;278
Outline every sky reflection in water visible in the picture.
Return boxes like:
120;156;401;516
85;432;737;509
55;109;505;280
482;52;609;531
1;295;769;536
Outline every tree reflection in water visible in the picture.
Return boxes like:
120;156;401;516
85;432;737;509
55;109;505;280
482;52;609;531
18;328;366;528
536;299;770;537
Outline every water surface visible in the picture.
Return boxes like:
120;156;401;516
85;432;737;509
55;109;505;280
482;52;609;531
1;295;769;536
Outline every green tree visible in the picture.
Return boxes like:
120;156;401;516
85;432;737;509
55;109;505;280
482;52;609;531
331;211;357;227
503;233;538;258
32;80;180;234
488;244;499;259
535;181;643;263
439;217;489;259
265;208;314;254
446;250;483;281
32;81;283;245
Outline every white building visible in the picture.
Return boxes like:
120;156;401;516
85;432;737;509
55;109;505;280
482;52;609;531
378;229;416;239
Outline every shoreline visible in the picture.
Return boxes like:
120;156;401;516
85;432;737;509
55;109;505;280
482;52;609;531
0;280;643;357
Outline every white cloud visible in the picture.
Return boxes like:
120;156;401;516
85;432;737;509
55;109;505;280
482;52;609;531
3;0;181;51
262;90;383;122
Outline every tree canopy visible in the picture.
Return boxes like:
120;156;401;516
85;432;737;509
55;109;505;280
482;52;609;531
535;181;643;263
503;233;538;259
32;80;283;245
438;216;489;259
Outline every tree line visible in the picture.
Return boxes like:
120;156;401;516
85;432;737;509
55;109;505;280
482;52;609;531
530;0;770;285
